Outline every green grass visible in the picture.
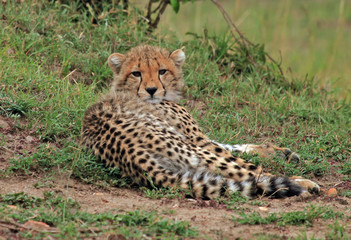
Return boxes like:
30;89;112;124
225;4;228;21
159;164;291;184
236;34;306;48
5;141;131;188
232;205;344;227
0;192;198;239
216;191;265;210
325;219;350;240
255;220;350;240
1;0;351;238
295;219;350;240
1;0;350;180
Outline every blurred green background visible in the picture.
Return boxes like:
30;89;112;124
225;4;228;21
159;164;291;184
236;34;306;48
134;0;350;100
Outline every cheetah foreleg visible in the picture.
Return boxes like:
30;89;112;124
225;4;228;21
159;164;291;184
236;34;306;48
212;141;300;162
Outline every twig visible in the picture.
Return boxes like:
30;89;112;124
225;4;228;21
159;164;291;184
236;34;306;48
0;220;25;231
210;0;244;48
146;0;154;21
210;0;285;77
0;220;115;234
269;187;289;198
122;0;129;10
62;69;77;83
210;0;255;68
333;181;345;187
149;0;169;31
0;220;58;233
151;0;163;15
0;146;16;154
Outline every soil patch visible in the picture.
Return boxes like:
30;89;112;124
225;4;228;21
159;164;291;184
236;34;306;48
0;116;41;170
0;115;350;239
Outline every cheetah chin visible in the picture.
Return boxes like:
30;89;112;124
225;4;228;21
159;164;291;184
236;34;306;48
144;97;163;104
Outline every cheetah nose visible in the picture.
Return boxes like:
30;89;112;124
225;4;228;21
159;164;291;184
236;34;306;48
146;87;157;96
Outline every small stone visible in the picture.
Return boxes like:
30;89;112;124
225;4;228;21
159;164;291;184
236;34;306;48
7;205;18;209
327;188;338;196
258;207;268;212
23;220;50;231
25;136;35;143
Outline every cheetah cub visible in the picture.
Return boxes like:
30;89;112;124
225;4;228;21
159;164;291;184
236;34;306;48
81;45;320;199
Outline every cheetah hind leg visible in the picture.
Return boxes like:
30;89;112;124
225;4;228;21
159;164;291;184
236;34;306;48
213;141;320;195
214;141;300;162
289;176;320;195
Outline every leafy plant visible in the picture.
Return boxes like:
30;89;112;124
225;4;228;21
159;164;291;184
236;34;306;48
0;94;33;117
145;0;194;31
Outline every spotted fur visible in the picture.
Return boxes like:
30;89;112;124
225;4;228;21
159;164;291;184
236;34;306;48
81;45;320;199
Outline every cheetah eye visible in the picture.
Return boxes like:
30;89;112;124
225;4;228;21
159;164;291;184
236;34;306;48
159;69;167;75
131;71;141;77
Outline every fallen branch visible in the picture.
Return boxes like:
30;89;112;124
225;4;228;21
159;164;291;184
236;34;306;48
0;219;115;234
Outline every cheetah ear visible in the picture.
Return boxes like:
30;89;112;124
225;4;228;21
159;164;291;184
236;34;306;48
108;53;126;74
170;48;185;67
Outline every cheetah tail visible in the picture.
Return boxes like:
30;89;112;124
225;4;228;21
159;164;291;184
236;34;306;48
175;169;303;199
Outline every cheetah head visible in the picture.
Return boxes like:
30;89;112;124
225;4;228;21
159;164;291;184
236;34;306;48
108;45;185;103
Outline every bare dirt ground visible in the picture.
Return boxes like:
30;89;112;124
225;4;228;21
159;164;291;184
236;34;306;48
0;115;350;239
